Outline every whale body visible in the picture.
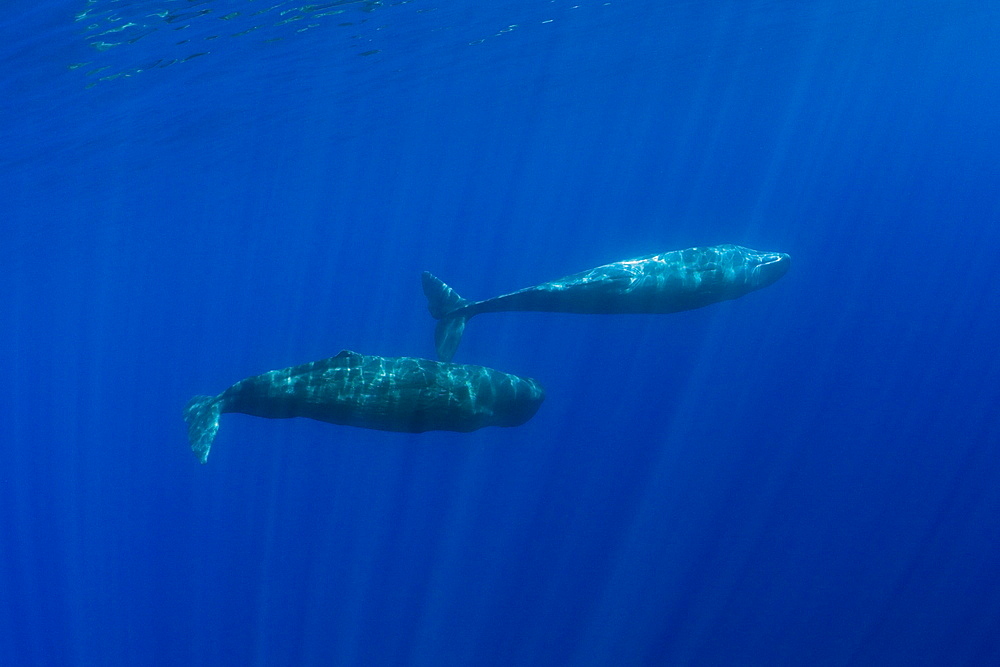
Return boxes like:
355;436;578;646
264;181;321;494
423;244;790;361
183;350;544;463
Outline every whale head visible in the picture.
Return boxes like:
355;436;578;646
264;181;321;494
743;247;791;289
489;376;546;427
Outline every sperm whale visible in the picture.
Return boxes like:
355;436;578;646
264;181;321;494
423;244;790;361
183;350;544;463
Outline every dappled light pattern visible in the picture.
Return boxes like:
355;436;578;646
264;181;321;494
422;245;791;361
465;1;614;46
70;0;402;86
184;350;545;463
69;0;615;87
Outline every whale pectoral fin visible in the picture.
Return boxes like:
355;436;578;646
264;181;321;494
595;266;634;291
557;265;634;294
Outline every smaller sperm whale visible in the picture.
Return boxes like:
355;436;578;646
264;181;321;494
423;244;790;361
184;350;544;463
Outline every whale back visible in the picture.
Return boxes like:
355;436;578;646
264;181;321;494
216;351;544;433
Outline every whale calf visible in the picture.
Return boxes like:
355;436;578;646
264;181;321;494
423;244;790;361
183;350;544;463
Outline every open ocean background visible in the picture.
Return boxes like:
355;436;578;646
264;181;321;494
3;1;1000;665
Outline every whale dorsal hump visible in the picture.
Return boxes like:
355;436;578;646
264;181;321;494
331;349;365;365
283;350;364;376
313;349;364;369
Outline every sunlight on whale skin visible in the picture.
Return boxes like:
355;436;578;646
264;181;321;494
423;244;791;361
183;349;545;463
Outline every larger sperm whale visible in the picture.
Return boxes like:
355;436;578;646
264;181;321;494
422;244;790;361
183;350;544;463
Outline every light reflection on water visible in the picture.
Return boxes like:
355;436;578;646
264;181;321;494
68;0;611;87
70;0;396;85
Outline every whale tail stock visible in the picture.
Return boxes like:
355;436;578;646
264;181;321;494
184;395;223;464
421;271;471;362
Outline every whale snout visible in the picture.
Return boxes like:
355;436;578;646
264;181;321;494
493;377;546;427
750;251;790;288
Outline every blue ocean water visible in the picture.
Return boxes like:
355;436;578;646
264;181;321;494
3;0;1000;664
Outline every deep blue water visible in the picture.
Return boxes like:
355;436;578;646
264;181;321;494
3;1;1000;664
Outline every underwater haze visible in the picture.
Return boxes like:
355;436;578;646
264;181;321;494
3;0;1000;665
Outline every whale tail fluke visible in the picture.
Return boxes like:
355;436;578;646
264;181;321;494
422;271;469;318
422;271;471;362
184;395;222;464
433;317;467;363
